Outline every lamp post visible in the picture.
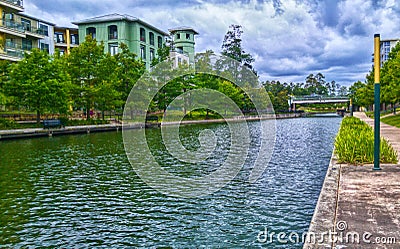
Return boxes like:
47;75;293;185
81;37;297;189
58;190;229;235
374;34;381;171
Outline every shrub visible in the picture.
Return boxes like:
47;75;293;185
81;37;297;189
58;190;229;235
335;116;398;164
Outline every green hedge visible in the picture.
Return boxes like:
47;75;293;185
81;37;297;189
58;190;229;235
335;117;398;164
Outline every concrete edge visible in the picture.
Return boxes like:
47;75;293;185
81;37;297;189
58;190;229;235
303;151;341;249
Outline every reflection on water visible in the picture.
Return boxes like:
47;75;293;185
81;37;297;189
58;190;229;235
0;117;341;248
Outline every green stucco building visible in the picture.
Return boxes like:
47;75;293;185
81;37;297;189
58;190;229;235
72;13;169;69
169;27;199;66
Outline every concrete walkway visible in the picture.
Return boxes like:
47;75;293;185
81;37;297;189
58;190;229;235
304;112;400;249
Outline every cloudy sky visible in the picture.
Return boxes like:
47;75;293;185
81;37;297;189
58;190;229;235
24;0;400;86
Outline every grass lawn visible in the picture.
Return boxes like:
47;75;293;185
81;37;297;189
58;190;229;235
381;114;400;128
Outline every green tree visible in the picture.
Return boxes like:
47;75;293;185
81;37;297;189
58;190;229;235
0;60;10;106
221;24;255;71
95;53;122;119
67;36;105;120
6;49;69;123
381;42;400;113
114;43;145;109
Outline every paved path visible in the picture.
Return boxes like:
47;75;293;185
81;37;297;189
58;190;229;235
304;112;400;249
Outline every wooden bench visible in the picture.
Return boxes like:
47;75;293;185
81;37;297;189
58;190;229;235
43;119;63;129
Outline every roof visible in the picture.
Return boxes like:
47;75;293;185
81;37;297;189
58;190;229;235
169;26;199;35
55;26;79;31
18;13;56;26
72;13;169;36
381;38;400;42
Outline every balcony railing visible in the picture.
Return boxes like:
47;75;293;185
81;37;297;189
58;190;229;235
1;19;25;32
26;26;47;36
3;42;26;59
2;0;23;7
108;33;118;40
5;41;32;51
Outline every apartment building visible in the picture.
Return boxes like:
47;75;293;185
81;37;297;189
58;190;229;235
0;0;55;61
54;26;79;55
73;13;169;69
380;38;400;66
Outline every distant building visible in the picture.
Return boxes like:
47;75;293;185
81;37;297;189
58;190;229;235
18;13;55;54
0;0;55;61
72;13;169;69
169;27;198;67
54;26;79;55
380;38;400;66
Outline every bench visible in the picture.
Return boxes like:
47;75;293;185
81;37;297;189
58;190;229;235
43;119;63;129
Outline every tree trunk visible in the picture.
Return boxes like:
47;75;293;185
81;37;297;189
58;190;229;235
86;105;90;121
163;108;167;120
36;110;40;124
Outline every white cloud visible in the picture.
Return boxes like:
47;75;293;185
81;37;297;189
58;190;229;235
23;0;400;86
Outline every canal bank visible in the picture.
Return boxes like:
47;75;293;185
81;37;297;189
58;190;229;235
0;113;301;140
304;112;400;249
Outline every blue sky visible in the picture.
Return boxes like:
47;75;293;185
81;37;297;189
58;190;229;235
24;0;400;86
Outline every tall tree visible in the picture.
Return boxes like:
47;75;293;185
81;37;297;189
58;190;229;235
6;49;69;123
381;42;400;113
67;36;105;120
221;24;255;70
114;43;145;108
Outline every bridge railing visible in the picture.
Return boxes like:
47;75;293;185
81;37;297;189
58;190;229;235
291;96;349;101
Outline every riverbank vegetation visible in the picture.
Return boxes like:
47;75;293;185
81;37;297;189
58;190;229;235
335;117;398;164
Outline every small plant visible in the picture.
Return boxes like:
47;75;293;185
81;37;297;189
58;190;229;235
335;116;398;164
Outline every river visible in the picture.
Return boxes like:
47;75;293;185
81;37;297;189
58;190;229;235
0;117;342;248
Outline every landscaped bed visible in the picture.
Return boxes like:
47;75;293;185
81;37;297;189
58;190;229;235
335;116;398;164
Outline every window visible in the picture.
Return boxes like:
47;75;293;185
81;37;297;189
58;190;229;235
140;45;146;60
70;34;79;45
21;18;31;32
108;25;118;40
39;24;49;36
40;42;50;53
87;27;96;39
22;38;32;51
149;32;154;46
158;36;163;48
140;28;146;42
59;49;65;55
176;33;180;39
186;33;190;39
55;32;64;43
109;43;119;56
150;48;154;61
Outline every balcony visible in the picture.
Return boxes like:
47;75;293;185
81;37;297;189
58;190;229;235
0;41;27;61
25;26;46;39
0;19;26;37
0;0;24;12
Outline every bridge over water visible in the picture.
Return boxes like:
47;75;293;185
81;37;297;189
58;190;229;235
288;95;350;111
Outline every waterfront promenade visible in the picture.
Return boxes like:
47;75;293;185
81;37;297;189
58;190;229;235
304;112;400;249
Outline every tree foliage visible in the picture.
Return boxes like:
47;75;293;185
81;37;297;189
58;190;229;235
5;49;69;123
